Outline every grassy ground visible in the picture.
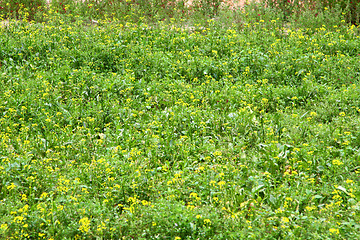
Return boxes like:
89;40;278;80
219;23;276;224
0;2;360;239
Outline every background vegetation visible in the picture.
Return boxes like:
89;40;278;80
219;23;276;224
0;0;359;239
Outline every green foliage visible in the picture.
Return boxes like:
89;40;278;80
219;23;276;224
264;0;360;25
0;0;225;23
0;0;46;20
1;0;359;25
0;2;360;240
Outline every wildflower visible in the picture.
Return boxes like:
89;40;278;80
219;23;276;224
329;228;339;234
190;192;198;198
213;151;222;157
187;205;195;210
281;217;290;223
96;222;106;233
305;206;316;212
21;194;27;201
332;159;344;166
346;179;353;184
218;181;226;188
195;166;205;172
79;217;91;233
7;183;16;190
204;219;211;225
13;215;24;223
0;224;8;231
339;112;345;117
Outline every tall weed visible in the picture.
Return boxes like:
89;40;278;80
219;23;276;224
264;0;360;25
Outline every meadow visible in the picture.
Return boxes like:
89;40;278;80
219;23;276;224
0;0;360;239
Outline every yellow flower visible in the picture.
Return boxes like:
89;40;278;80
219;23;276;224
21;194;28;201
329;228;339;234
213;151;222;157
7;183;16;190
0;224;8;231
96;222;106;233
174;237;181;240
281;217;290;223
40;192;48;199
141;200;149;206
79;217;91;233
13;216;24;223
339;112;345;117
218;181;226;188
189;192;198;198
346;179;353;184
204;219;211;225
332;159;344;166
305;206;316;212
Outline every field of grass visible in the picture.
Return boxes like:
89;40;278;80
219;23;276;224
0;1;360;239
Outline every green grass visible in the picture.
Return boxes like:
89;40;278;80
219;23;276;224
0;2;360;239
